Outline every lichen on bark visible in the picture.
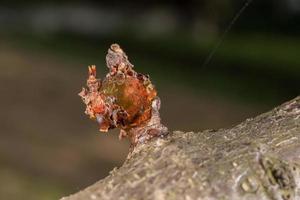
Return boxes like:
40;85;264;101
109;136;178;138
63;96;300;200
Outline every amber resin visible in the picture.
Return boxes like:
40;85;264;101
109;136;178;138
79;44;168;145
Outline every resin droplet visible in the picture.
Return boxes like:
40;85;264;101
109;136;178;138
79;44;168;146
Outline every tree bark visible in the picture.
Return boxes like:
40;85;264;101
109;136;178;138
61;96;300;200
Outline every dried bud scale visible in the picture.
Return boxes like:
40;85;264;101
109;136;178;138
79;44;168;146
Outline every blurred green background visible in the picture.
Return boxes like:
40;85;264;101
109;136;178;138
0;0;299;199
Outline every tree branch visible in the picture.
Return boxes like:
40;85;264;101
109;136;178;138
62;96;300;200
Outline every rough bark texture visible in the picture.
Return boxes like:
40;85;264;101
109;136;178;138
62;96;300;200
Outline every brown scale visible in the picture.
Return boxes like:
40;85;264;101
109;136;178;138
79;44;168;146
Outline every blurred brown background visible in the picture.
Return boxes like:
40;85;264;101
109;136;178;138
0;0;299;199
